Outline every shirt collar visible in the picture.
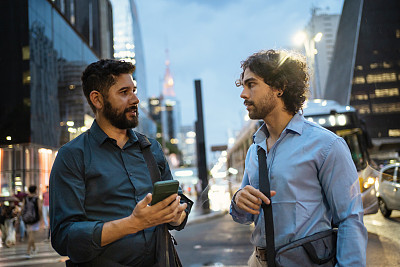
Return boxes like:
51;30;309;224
253;112;305;147
89;120;139;146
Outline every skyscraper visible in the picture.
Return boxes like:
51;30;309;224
0;0;113;195
161;53;181;150
325;0;400;151
110;0;156;137
306;9;340;98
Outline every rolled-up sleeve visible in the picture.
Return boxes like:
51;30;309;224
49;147;103;263
319;138;368;267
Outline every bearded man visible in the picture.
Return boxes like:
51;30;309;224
50;59;191;266
230;50;367;267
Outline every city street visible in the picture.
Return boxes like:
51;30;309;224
175;212;400;267
1;211;400;266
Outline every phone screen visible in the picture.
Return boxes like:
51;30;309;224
151;180;179;205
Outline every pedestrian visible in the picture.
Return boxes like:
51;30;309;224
14;190;27;242
0;203;18;247
22;185;41;257
50;59;192;266
42;185;50;241
41;186;49;229
230;49;367;266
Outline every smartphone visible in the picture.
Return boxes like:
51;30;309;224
151;180;179;205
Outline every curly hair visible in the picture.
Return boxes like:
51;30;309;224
238;49;309;115
81;59;135;113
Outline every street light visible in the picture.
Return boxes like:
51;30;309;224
293;31;323;99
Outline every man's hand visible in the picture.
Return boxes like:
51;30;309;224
101;193;187;247
234;185;276;215
130;193;187;229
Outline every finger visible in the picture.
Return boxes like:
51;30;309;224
238;188;262;206
137;193;152;208
156;194;178;209
237;203;260;215
239;197;261;211
257;190;277;205
177;203;187;212
242;186;264;204
167;196;180;211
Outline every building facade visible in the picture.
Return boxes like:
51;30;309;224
110;0;156;138
306;10;340;98
325;0;400;153
179;125;197;167
0;0;112;195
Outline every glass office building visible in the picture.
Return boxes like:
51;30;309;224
0;0;112;195
325;0;400;153
110;0;156;138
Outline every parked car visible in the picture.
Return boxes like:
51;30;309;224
375;163;400;217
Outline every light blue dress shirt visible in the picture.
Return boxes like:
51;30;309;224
230;112;367;266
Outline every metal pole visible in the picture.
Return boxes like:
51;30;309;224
194;80;209;211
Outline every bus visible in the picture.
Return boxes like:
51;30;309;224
227;99;379;215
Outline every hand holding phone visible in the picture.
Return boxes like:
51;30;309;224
151;180;179;205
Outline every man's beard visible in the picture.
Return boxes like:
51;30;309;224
245;92;277;120
103;98;139;129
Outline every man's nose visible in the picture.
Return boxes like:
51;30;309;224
130;92;140;104
240;88;248;99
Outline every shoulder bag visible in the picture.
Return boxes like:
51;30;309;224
257;146;337;267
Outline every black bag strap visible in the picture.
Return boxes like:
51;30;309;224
136;132;161;184
302;241;336;264
257;146;276;267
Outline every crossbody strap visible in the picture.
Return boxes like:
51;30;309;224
136;132;161;184
257;146;276;267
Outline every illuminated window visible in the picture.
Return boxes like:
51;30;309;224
396;29;400;39
356;65;363;70
372;103;400;113
22;71;31;84
353;76;365;84
150;99;159;105
383;62;392;68
22;46;30;60
355;105;370;114
375;88;399;97
366;73;397;83
355;94;368;100
370;63;378;69
389;129;400;137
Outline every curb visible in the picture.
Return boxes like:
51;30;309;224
186;210;228;226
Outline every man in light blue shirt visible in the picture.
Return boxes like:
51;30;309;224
230;49;367;266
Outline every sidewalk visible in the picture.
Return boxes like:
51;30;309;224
0;199;227;266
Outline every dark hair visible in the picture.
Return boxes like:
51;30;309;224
238;49;309;115
81;59;135;113
28;185;37;194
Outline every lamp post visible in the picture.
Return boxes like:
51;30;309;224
294;31;323;99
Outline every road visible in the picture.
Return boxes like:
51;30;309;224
363;210;400;266
175;212;400;267
1;211;400;266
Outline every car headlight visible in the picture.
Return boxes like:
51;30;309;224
359;176;376;192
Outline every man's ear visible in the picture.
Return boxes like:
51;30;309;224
90;90;103;110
